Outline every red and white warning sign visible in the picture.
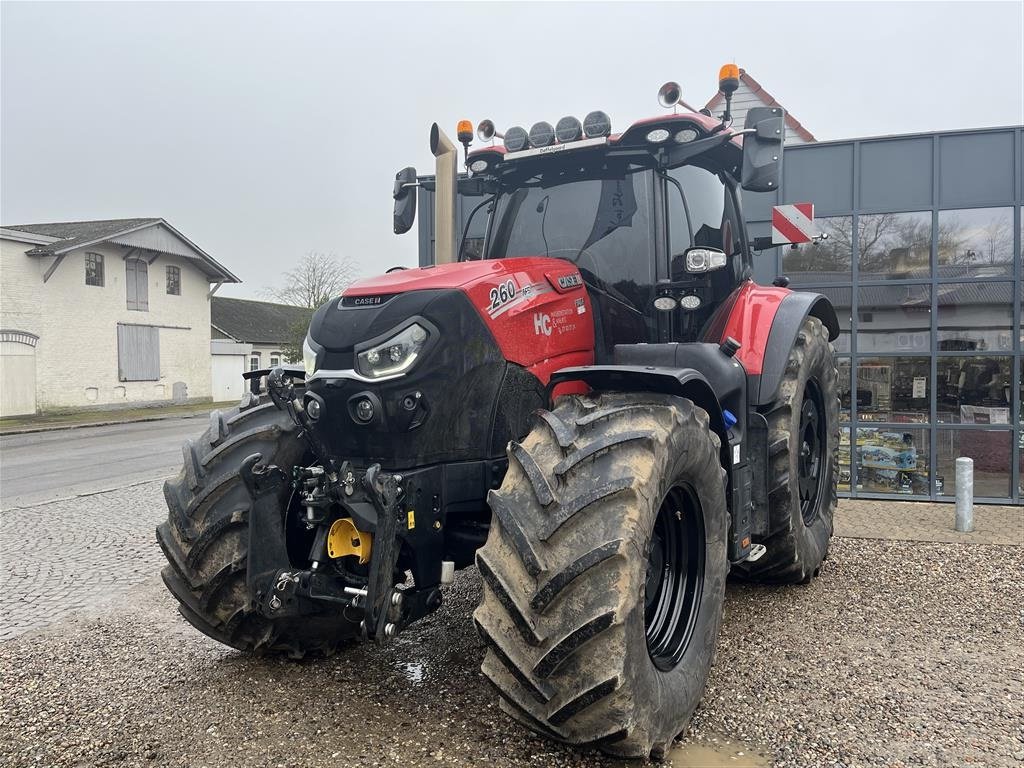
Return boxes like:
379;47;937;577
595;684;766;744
771;203;815;245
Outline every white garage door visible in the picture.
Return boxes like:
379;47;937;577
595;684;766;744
1;333;38;417
211;353;245;402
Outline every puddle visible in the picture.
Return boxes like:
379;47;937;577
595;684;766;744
399;661;424;683
668;735;768;768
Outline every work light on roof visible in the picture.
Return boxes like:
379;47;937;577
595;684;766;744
503;126;528;152
583;110;611;138
555;116;582;143
529;121;555;148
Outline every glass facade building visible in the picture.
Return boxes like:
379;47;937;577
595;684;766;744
418;125;1024;503
745;126;1023;503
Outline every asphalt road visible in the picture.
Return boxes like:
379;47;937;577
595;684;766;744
0;416;207;510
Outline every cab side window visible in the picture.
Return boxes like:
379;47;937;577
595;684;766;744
667;164;742;257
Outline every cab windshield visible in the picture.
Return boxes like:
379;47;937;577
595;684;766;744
486;166;656;314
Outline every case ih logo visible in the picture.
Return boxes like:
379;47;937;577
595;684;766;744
343;295;389;307
557;273;583;290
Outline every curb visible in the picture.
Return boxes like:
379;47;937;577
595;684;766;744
0;411;212;437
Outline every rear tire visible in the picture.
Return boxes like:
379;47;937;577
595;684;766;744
474;392;728;758
738;316;839;584
156;393;360;656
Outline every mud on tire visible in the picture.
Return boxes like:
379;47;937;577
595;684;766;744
156;392;359;656
737;315;840;584
474;392;729;759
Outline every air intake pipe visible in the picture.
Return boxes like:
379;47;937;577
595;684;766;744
430;123;457;265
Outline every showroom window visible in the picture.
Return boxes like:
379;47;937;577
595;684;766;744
937;207;1014;279
858;211;932;279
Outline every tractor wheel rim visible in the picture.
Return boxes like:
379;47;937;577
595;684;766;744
798;379;827;526
644;484;705;671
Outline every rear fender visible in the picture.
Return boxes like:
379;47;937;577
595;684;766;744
753;292;838;406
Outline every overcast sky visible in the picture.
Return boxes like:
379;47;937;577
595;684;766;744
2;1;1022;299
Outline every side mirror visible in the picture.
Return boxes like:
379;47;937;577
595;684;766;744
393;167;418;235
740;107;784;193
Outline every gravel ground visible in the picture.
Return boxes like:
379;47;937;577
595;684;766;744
1;537;1021;768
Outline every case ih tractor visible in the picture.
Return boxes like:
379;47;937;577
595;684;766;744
157;67;839;759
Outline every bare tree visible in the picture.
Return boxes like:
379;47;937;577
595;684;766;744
262;251;358;308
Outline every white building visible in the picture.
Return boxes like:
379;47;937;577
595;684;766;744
0;218;239;417
703;68;816;145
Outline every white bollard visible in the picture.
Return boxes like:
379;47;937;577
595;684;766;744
954;456;974;533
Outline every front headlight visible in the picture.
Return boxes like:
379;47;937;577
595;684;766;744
302;336;318;377
355;323;429;379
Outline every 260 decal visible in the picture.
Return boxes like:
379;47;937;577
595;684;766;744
488;279;517;312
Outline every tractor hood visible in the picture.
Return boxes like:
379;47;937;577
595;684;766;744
344;260;537;297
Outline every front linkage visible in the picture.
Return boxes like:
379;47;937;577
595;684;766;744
240;368;442;644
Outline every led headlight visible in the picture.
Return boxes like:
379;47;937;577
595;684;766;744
646;128;670;143
355;323;429;379
302;336;318;377
685;248;728;273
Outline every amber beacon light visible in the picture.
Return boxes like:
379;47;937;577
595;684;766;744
718;64;740;94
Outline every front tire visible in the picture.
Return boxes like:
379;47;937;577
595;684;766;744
156;393;360;656
474;393;728;758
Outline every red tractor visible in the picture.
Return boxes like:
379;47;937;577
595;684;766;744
157;67;839;759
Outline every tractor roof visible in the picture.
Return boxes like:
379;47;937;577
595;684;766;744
466;112;743;177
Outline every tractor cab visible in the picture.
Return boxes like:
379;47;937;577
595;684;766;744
394;89;787;360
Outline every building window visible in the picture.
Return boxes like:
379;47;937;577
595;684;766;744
85;253;104;286
126;258;149;311
937;207;1013;279
858;211;932;279
166;265;181;295
269;353;281;368
249;353;261;372
781;216;853;283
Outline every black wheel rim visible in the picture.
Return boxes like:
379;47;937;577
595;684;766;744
798;379;828;526
644;484;705;671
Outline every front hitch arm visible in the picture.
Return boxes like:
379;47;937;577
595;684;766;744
361;464;403;643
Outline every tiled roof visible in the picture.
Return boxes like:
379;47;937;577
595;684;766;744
211;297;314;345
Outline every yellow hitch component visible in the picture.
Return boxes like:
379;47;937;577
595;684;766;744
327;517;373;565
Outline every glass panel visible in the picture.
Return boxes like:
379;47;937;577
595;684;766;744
857;284;931;353
858;211;932;279
856;357;930;423
838;358;851;419
937;282;1013;351
855;427;930;495
781;216;852;284
838;426;851;493
937;207;1014;278
936;356;1012;424
936;429;1011;499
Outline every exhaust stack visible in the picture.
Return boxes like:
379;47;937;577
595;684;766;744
430;123;457;265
